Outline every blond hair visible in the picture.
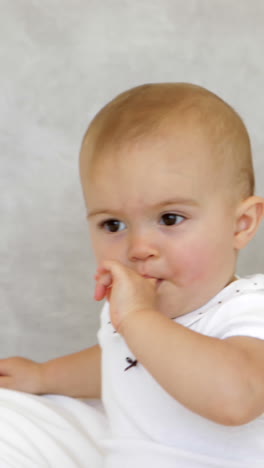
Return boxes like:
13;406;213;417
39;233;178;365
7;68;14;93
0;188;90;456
81;83;254;199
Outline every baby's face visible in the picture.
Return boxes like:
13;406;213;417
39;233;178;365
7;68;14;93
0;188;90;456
82;129;239;318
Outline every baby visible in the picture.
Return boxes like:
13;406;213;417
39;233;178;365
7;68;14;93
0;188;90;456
1;82;264;467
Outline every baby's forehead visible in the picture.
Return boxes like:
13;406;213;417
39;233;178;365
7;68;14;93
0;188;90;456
84;112;225;178
86;129;224;202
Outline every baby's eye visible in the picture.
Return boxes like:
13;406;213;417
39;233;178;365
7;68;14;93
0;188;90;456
160;213;185;226
100;219;126;233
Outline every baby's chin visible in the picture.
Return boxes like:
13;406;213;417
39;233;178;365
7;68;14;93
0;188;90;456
156;283;185;319
156;281;206;319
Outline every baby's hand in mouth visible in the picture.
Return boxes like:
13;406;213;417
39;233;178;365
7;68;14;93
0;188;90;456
94;261;159;332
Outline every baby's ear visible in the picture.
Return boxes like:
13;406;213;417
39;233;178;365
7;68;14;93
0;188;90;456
233;196;264;250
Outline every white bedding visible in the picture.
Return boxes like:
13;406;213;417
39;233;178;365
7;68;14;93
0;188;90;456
0;389;108;467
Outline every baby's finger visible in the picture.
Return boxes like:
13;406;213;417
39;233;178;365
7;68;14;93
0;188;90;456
95;268;113;287
148;277;160;289
94;282;107;301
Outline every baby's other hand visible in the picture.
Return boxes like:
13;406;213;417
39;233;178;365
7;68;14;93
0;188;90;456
0;356;44;394
94;260;158;332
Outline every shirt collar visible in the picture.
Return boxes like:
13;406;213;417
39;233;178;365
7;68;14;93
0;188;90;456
174;276;241;327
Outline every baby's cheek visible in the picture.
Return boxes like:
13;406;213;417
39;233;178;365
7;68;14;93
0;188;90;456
93;243;124;266
170;242;216;284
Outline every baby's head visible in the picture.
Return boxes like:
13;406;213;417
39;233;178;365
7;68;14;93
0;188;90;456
80;83;264;317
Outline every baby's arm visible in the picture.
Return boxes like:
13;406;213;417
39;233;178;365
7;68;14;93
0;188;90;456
96;260;264;426
0;344;101;398
122;312;264;425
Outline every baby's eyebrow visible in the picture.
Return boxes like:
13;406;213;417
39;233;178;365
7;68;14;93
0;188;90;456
155;198;199;209
87;209;116;219
87;198;198;218
87;209;114;218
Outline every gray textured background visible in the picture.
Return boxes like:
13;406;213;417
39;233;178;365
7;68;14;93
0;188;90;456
0;1;263;362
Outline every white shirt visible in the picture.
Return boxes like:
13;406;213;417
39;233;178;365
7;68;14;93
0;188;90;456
98;274;264;467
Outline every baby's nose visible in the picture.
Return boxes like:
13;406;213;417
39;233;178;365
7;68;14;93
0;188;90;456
127;232;159;262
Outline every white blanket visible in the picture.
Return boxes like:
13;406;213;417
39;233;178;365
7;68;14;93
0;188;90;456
0;389;108;468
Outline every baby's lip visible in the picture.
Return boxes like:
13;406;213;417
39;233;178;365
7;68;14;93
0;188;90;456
142;275;163;284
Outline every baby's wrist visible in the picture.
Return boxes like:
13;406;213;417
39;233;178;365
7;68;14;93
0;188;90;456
38;361;56;394
118;307;159;337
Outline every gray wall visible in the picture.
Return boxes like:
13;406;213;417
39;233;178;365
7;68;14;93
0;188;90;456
0;0;263;361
